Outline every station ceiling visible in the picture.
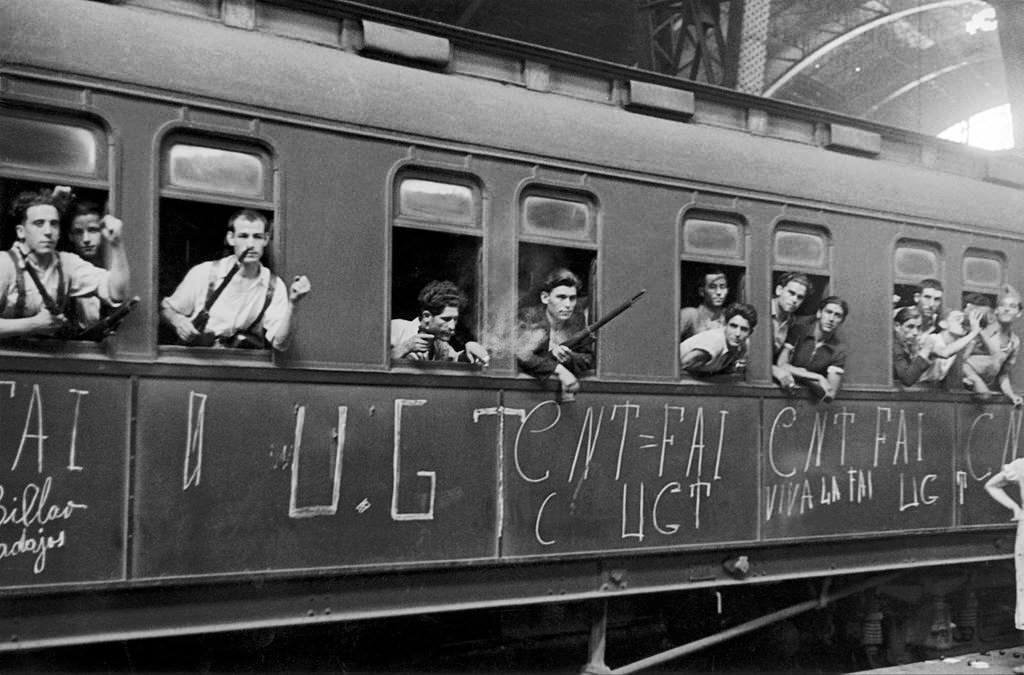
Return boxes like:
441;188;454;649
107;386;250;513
365;0;1011;141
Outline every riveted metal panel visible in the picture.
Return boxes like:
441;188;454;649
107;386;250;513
133;379;499;576
500;391;760;556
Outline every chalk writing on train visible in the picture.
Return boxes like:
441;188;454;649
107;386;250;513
0;383;92;575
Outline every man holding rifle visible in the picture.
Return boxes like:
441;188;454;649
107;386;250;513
0;188;130;339
516;269;595;401
161;210;310;350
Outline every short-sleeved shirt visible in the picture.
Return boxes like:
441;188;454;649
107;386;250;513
679;327;745;375
0;244;114;326
679;305;724;341
163;256;290;347
785;319;846;376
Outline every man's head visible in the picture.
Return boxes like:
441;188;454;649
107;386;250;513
11;189;62;257
68;201;103;261
816;296;848;335
226;210;271;264
540;268;581;325
697;270;729;309
774;272;812;315
939;308;968;337
995;284;1022;326
893;306;923;346
417;280;467;342
914;278;943;320
723;303;758;347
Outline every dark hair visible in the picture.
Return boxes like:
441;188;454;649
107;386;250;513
10;189;63;224
776;271;813;297
541;268;582;294
893;305;922;325
725;302;758;329
227;209;270;234
819;296;849;319
699;269;727;287
417;280;467;315
963;292;993;308
918;278;943;292
69;201;102;220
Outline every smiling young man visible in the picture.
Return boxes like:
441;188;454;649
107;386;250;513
776;296;850;402
160;210;310;350
516;268;594;400
0;188;129;339
679;302;758;376
390;280;489;364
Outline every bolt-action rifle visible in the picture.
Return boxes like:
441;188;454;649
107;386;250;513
561;289;646;350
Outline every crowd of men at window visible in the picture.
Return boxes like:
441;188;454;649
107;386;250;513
4;187;1022;407
2;187;310;349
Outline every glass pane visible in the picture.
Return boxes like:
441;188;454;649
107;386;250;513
894;246;940;278
167;144;265;198
0;116;98;175
774;230;827;268
521;195;591;238
682;218;742;258
963;255;1003;287
398;179;476;224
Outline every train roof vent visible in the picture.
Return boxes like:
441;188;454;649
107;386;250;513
984;154;1024;189
624;80;695;121
357;21;452;70
826;123;881;157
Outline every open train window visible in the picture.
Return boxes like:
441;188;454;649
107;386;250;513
677;212;749;380
962;249;1004;312
772;224;830;317
516;189;597;381
892;240;944;327
158;135;276;350
390;173;484;368
0;109;114;346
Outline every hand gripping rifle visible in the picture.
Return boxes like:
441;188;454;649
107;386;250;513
561;289;646;350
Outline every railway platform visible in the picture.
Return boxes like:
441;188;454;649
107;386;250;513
854;647;1024;674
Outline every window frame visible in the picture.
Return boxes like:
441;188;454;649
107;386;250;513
516;185;598;249
0;107;108;185
388;168;486;370
159;133;274;208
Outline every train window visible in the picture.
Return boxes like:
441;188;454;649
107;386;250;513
772;224;830;317
158;135;277;350
166;143;267;199
677;213;750;379
520;193;594;242
962;249;1004;312
0;112;101;177
893;240;943;311
683;218;743;259
390;173;484;367
397;179;477;227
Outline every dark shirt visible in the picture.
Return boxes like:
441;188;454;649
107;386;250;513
785;318;847;376
892;339;930;386
516;306;594;379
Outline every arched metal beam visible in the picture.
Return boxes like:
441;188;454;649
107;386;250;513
763;0;973;97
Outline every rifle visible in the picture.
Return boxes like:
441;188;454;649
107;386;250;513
562;289;646;350
74;296;139;342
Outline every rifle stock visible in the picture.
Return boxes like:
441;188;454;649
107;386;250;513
562;289;646;350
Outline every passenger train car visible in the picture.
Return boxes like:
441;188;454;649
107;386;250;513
3;0;1024;667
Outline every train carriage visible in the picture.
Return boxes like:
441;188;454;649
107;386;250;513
3;0;1024;668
